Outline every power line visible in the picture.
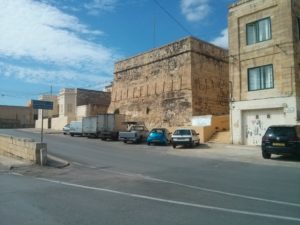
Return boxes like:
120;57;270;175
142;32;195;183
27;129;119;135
152;0;193;36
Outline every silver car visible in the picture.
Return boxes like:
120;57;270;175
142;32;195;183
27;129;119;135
171;128;200;148
63;124;70;135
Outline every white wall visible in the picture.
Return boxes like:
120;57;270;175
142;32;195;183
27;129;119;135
230;96;297;145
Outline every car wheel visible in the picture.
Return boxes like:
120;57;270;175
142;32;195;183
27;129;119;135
70;134;74;137
123;140;127;143
262;150;271;159
189;142;194;148
172;144;176;149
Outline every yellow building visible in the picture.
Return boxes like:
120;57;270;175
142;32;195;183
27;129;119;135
229;0;300;145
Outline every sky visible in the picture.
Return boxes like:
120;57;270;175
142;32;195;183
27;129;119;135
0;0;234;106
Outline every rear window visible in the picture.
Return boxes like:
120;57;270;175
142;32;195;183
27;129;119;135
174;130;191;135
265;127;296;137
151;129;165;134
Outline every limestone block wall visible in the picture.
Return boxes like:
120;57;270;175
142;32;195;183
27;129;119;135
229;0;297;102
77;89;111;107
190;38;229;116
0;134;46;164
109;37;229;129
76;104;110;120
0;105;35;128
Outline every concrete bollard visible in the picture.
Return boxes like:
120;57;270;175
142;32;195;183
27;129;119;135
40;148;47;166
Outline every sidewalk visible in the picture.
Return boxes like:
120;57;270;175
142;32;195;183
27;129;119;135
168;142;300;168
19;128;63;134
0;155;33;170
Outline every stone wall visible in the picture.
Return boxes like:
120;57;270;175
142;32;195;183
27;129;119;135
229;0;297;102
0;134;46;164
190;38;229;116
77;89;111;107
108;37;229;129
0;105;35;128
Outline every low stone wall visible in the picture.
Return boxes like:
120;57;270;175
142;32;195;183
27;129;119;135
0;134;47;164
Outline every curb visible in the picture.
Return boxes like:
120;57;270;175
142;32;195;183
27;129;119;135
47;154;70;168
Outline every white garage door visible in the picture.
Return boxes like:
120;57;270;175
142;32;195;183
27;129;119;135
242;109;285;146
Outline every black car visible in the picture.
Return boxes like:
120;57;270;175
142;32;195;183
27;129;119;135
261;125;300;159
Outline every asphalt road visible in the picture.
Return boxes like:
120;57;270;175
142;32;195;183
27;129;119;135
1;129;300;225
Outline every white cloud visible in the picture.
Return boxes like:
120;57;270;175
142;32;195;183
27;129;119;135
84;0;118;15
0;62;111;88
181;0;210;22
211;28;228;49
0;0;119;77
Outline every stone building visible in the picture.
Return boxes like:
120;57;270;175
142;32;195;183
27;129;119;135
0;105;36;128
229;0;300;145
108;36;229;133
36;88;111;130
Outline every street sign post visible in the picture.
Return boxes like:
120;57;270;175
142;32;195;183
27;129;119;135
32;100;54;110
31;100;54;143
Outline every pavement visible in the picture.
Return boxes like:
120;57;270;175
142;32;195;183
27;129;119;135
19;128;63;134
1;141;299;171
169;142;300;168
0;155;33;171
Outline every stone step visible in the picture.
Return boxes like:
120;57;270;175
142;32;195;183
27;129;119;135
209;131;231;144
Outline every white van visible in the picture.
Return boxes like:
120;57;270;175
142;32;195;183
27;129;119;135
69;121;83;137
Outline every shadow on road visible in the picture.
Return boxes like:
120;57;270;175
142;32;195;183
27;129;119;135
271;155;300;162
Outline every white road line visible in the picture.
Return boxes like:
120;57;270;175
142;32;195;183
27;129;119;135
72;162;83;166
36;177;300;222
9;172;24;176
101;168;300;208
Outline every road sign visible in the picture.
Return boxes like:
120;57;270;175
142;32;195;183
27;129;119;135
32;100;53;110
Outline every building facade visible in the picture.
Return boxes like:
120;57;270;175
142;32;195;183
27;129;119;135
229;0;300;145
108;37;229;130
36;88;111;130
0;105;36;128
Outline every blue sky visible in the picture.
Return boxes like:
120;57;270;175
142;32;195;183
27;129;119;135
0;0;234;106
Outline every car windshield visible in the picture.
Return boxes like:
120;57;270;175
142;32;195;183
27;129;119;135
265;127;296;137
174;130;191;135
151;129;165;134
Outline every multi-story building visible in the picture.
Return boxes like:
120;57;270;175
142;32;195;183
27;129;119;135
108;37;229;139
36;88;111;130
229;0;300;145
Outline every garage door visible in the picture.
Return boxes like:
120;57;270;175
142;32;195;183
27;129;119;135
242;109;285;146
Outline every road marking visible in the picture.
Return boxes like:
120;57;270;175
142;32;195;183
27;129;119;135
100;168;300;208
36;177;300;222
10;172;24;176
72;161;83;166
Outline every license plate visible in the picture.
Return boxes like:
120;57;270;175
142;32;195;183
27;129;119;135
272;143;285;147
174;138;189;141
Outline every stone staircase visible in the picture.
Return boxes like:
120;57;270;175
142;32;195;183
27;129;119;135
208;131;231;144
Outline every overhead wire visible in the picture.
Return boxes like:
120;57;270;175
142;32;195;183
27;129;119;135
152;0;193;36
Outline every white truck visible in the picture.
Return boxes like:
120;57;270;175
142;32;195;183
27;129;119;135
69;120;83;136
82;114;126;140
118;124;149;143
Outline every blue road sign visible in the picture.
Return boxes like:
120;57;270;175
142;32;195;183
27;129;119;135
32;100;53;110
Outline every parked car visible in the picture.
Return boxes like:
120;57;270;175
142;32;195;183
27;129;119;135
119;124;149;143
69;120;83;137
62;124;70;135
146;128;171;145
261;125;300;159
171;128;200;148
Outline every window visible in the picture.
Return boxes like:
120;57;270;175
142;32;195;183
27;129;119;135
246;18;271;45
248;65;274;91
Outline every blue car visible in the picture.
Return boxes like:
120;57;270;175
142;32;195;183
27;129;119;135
146;128;171;146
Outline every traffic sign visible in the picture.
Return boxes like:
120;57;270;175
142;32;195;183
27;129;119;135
32;100;53;110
